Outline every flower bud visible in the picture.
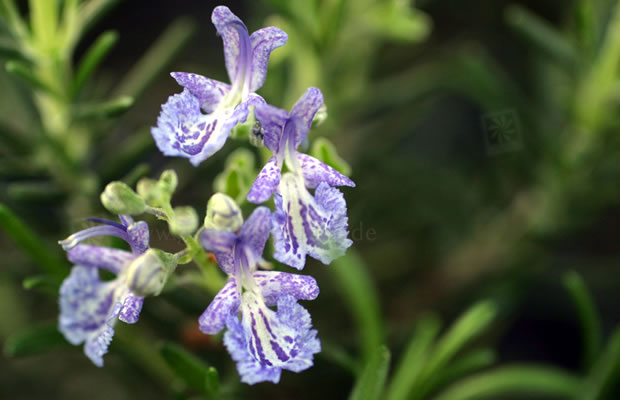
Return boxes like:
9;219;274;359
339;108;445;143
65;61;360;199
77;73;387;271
159;169;178;194
125;249;176;297
204;193;243;232
170;206;199;236
100;182;146;215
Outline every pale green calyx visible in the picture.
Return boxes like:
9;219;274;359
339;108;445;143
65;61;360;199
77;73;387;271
170;206;199;236
124;249;176;297
100;182;146;215
204;193;243;232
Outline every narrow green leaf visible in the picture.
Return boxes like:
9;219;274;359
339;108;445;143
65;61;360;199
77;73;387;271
29;0;59;49
0;38;28;61
71;30;119;96
113;17;196;100
434;365;581;400
563;271;602;370
505;5;578;65
205;367;220;397
385;314;441;400
579;328;620;400
319;340;360;375
331;250;384;365
5;61;61;97
0;203;68;277
4;324;67;357
160;342;213;393
23;274;61;291
77;0;122;38
1;0;29;40
411;301;497;400
349;345;391;400
73;95;134;120
432;348;497;391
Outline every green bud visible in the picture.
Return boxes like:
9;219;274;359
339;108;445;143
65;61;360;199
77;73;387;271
136;177;160;203
100;181;145;215
169;206;199;236
159;169;178;194
124;249;176;297
312;104;328;127
204;193;243;232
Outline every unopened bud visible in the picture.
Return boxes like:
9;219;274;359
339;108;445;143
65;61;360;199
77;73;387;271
159;169;178;194
125;249;176;297
204;193;243;231
170;206;199;236
100;182;145;215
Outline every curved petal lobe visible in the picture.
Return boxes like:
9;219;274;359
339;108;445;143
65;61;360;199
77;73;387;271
239;207;272;257
272;174;352;269
66;245;134;274
248;27;288;92
254;271;319;306
211;6;251;85
199;278;240;334
247;157;281;204
171;72;230;113
297;153;355;189
290;88;324;147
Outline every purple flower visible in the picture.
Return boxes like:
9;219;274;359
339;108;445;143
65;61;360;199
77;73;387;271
199;206;321;384
151;6;287;166
247;88;354;269
58;216;168;366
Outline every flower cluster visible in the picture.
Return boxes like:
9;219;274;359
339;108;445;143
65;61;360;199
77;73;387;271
58;5;354;385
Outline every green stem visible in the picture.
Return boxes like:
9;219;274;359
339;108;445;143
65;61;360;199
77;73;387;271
182;234;225;295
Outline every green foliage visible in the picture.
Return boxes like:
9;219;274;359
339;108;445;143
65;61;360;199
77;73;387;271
4;323;68;357
331;250;384;365
160;342;220;397
214;149;257;204
349;345;391;400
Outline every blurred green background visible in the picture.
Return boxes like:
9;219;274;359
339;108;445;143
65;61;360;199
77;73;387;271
1;0;620;399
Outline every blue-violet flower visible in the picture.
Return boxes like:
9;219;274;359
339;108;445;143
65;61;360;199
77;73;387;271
151;6;287;166
199;201;320;384
248;88;355;269
58;216;172;366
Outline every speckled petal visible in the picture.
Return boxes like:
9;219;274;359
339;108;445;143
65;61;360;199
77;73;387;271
223;293;320;384
66;245;134;274
171;72;231;113
119;293;143;324
297;153;355;189
239;207;272;257
248;27;288;92
290;88;324;147
272;174;352;269
247;157;281;204
212;6;251;85
127;221;149;254
200;229;237;274
253;271;319;306
199;278;240;334
254;103;288;154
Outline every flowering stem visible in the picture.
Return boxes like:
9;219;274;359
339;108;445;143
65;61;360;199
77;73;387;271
182;234;225;295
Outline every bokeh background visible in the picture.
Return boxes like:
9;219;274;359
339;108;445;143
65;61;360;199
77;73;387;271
2;0;620;399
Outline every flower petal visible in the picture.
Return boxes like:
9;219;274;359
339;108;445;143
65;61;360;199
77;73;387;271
253;271;319;306
200;229;237;274
199;278;240;334
297;153;355;189
66;245;134;274
59;224;128;251
239;207;272;257
171;72;231;113
247;157;281;204
248;27;288;92
58;266;117;345
211;6;251;85
119;293;143;324
223;293;320;384
272;174;352;269
290;88;323;147
127;221;149;254
84;300;122;367
254;103;288;154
